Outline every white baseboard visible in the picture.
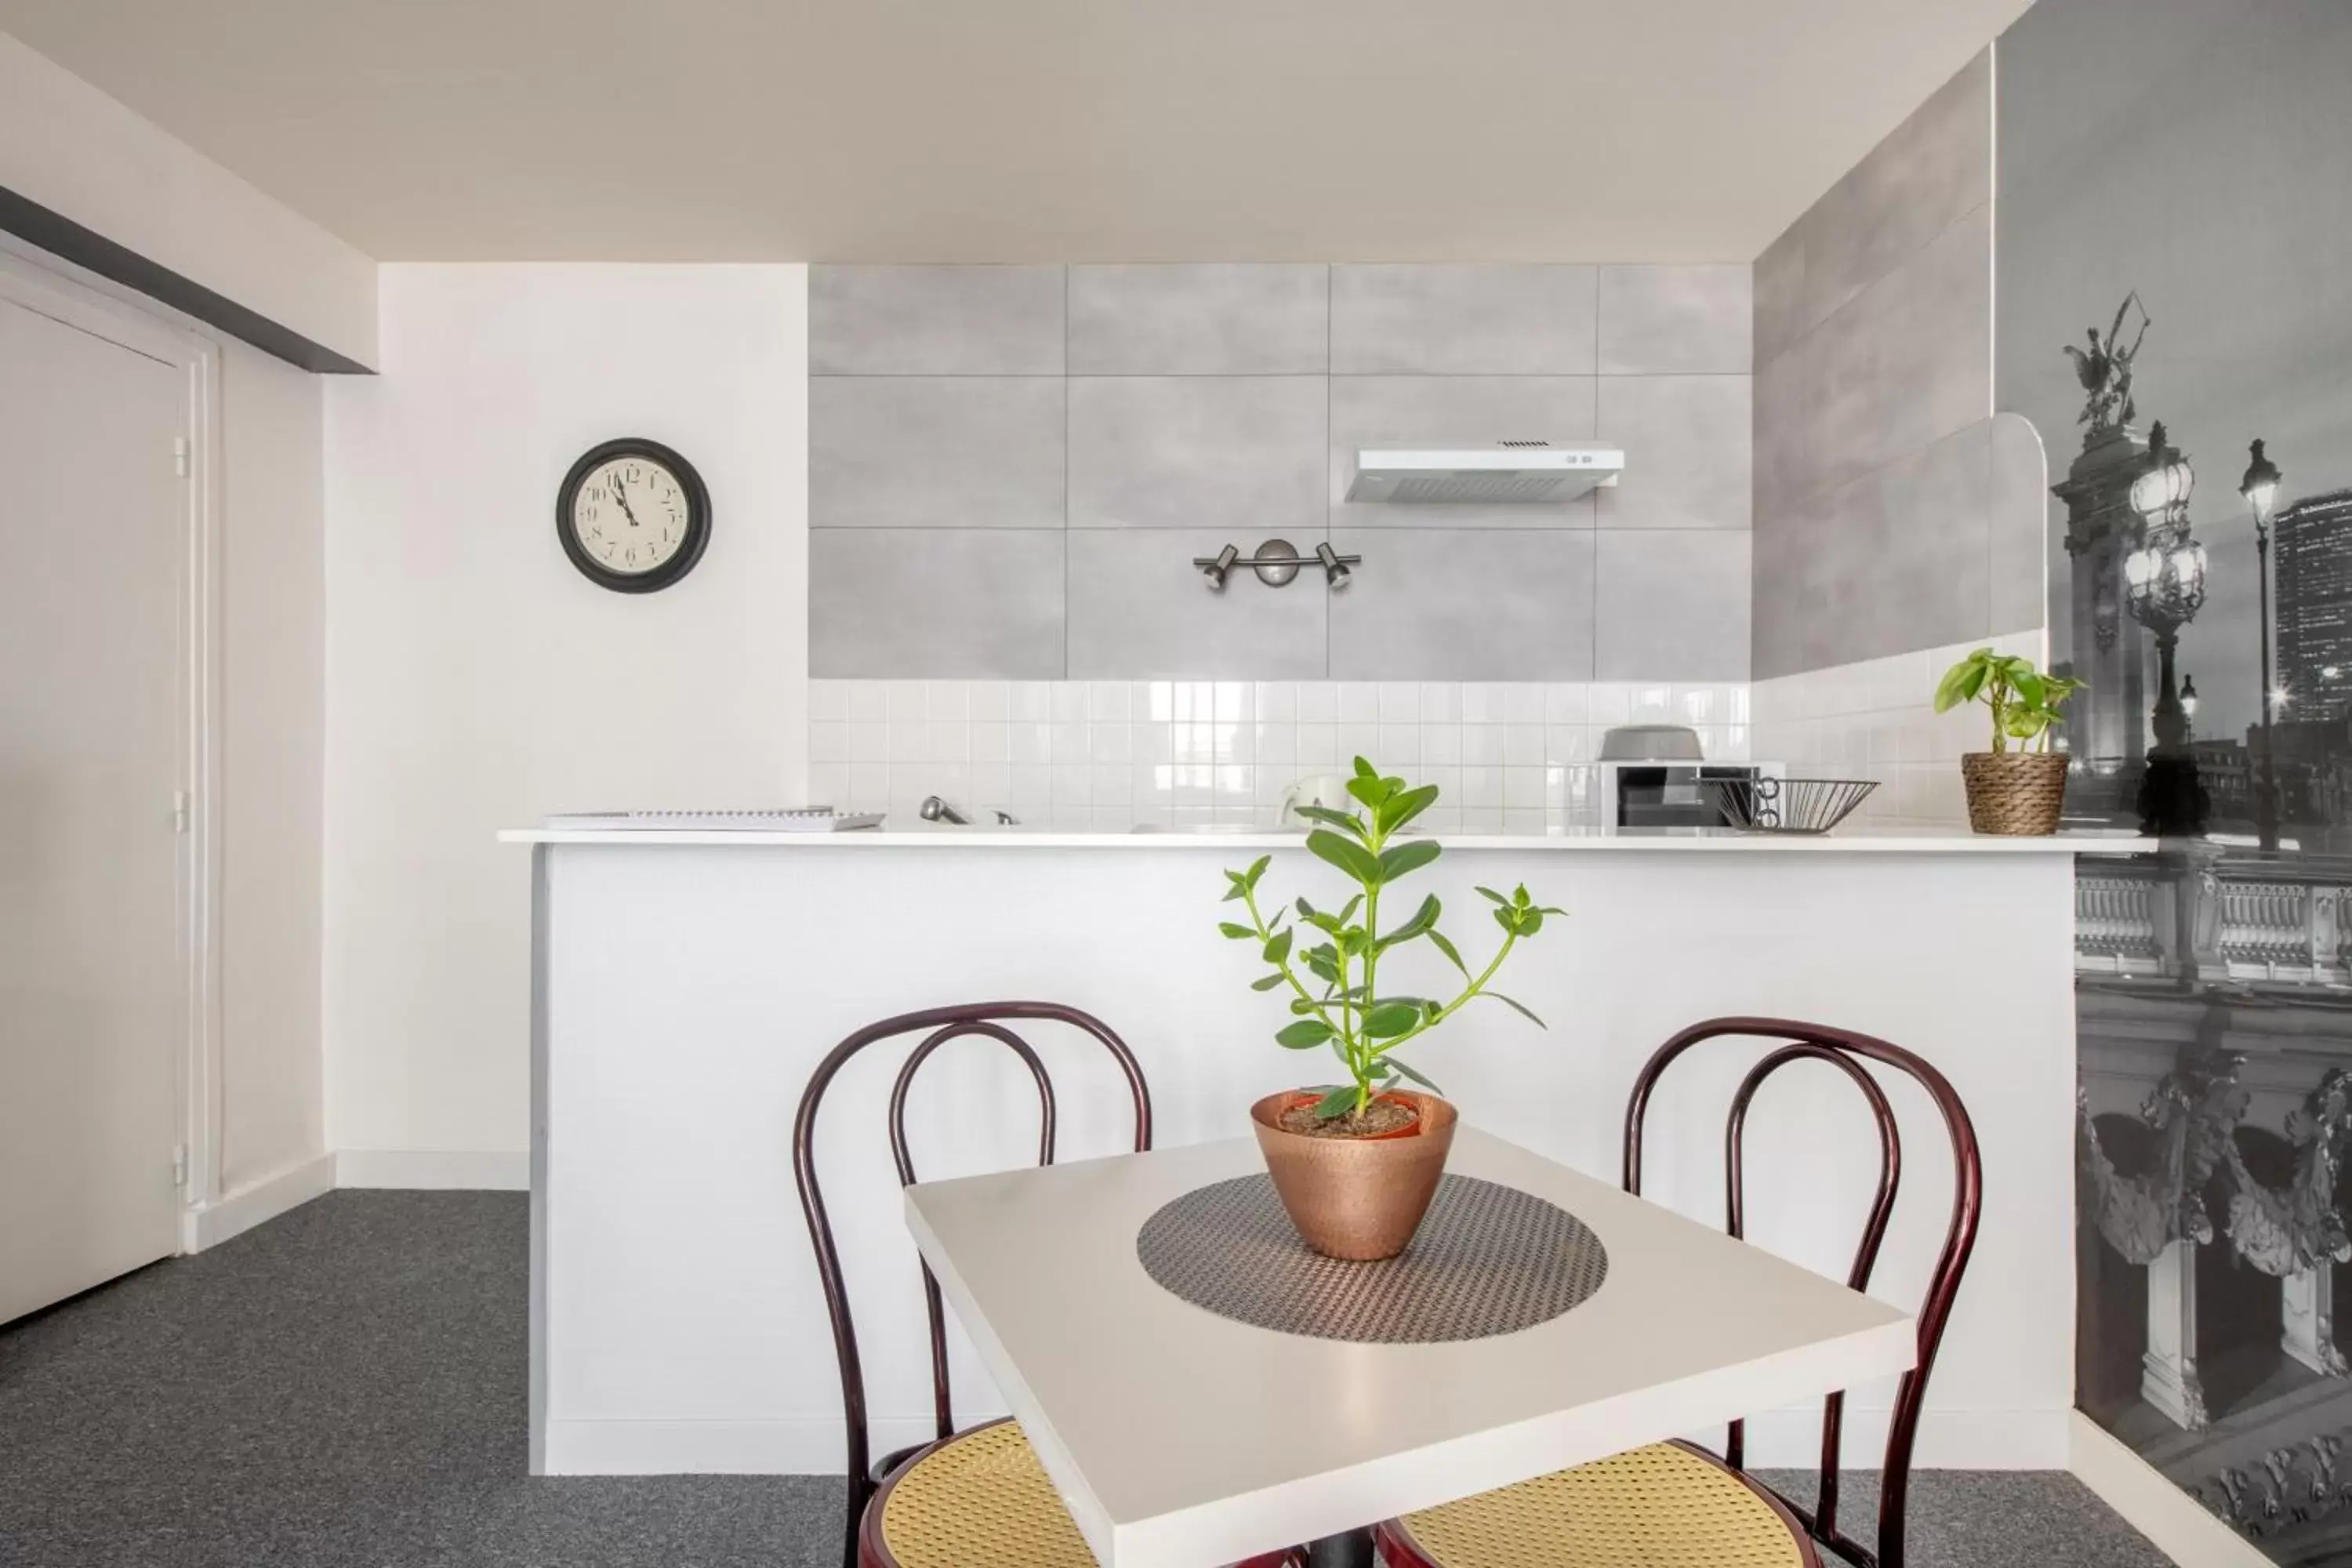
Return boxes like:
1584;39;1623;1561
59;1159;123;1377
1727;1406;2069;1470
2067;1410;2265;1568
180;1152;337;1251
540;1414;953;1475
335;1148;529;1190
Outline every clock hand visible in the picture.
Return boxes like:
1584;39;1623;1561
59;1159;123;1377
608;474;644;528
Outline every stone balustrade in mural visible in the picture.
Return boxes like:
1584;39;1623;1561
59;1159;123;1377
2077;844;2352;987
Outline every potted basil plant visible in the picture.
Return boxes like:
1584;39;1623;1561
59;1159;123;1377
1219;757;1561;1259
1933;648;2086;836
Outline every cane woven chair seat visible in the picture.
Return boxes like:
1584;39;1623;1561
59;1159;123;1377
876;1420;1098;1568
1389;1441;1815;1568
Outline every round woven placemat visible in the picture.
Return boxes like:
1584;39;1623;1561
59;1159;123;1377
1135;1172;1609;1343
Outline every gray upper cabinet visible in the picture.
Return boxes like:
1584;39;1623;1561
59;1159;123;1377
1068;266;1328;374
810;265;1065;375
1597;266;1753;375
1330;265;1598;374
1069;376;1327;533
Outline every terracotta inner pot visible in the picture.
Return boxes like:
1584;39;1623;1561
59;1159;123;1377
1250;1089;1458;1261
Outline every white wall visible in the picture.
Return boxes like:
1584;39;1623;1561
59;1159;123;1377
323;265;808;1164
219;340;328;1194
0;29;377;368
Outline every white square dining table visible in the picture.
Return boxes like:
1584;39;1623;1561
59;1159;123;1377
903;1125;1916;1568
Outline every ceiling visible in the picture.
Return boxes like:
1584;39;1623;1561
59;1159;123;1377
0;0;2031;263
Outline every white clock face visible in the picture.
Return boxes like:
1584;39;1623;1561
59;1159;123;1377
571;456;691;576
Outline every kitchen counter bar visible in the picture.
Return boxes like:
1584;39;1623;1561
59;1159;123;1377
519;823;2101;1481
502;824;2137;853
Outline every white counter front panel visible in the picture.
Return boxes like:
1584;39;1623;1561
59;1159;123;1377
530;838;2077;1475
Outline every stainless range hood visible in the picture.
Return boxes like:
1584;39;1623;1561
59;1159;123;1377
1346;441;1624;503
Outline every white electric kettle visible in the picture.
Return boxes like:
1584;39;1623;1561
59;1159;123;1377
1279;773;1352;827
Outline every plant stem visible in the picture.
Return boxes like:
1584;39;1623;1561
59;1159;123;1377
1370;929;1519;1060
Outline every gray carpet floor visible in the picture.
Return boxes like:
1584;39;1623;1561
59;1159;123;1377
0;1191;2176;1567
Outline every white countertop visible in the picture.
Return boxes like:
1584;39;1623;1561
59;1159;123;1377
501;822;2147;854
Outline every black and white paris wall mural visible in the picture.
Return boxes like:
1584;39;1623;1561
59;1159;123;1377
1996;0;2352;1556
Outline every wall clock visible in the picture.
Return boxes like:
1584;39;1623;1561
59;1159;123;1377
556;437;710;593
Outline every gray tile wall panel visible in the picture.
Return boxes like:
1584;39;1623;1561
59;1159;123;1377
1595;376;1752;532
1068;265;1328;374
811;376;1065;529
810;265;1065;374
1330;265;1598;374
1067;529;1327;678
1598;265;1753;375
1068;376;1327;533
1327;530;1595;681
810;529;1065;678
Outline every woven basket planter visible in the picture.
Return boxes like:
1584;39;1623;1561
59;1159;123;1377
1961;751;2068;836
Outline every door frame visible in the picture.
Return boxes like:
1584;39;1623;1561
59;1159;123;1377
0;243;225;1247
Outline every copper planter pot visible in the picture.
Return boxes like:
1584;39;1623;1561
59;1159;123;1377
1249;1090;1458;1261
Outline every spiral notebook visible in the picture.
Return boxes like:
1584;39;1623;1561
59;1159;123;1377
543;808;884;833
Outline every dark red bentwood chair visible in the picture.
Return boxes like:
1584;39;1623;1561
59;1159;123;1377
793;1001;1298;1568
1374;1017;1984;1568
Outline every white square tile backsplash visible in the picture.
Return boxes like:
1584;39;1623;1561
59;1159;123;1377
1750;629;2044;829
808;679;1751;831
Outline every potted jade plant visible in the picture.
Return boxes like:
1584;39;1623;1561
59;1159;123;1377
1933;648;2085;836
1218;757;1561;1259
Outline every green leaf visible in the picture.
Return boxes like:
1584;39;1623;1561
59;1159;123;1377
1427;928;1470;975
1385;1056;1444;1094
1380;783;1441;834
1346;773;1393;811
1218;921;1256;939
1479;991;1548;1029
1251;973;1286;991
1242;854;1271;890
1303;946;1340;983
1263;928;1294;964
1307;828;1384;886
1221;882;1249;902
1276;1019;1335;1048
1363;1001;1420;1038
1379;838;1442;883
1293;804;1368;838
1475;884;1509;907
1313;1084;1362;1120
1352;756;1380;780
1377;894;1441;951
1290;996;1323;1014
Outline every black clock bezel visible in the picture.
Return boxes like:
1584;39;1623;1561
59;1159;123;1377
556;437;711;594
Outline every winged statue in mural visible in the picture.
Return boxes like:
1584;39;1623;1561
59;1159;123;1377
2062;292;2151;433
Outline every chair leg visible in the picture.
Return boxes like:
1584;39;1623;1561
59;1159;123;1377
1305;1529;1377;1566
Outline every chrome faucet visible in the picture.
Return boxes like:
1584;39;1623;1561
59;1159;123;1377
919;794;1017;826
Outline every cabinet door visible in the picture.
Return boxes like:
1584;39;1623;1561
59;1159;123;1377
0;293;187;1323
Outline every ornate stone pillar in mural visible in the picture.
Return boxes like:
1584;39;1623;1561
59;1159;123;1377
2281;1265;2347;1377
2058;423;2154;803
2143;1236;2210;1428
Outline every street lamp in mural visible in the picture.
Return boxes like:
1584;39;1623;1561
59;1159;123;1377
2241;438;2285;851
2125;421;2211;835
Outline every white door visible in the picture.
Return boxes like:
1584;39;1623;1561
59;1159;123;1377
0;292;188;1323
